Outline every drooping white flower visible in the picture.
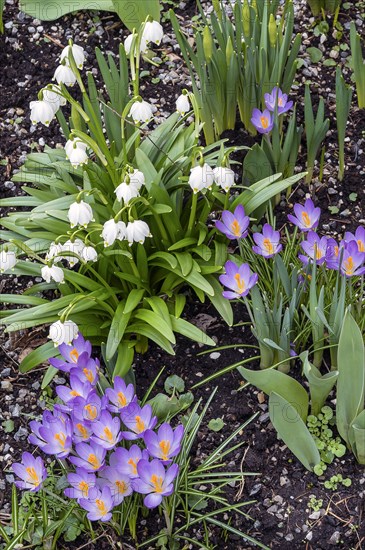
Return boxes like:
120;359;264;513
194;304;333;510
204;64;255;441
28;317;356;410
115;171;145;204
0;250;17;273
54;65;77;87
41;85;66;114
41;265;64;284
29;100;55;127
188;164;215;194
125;220;152;246
68;147;88;168
124;34;148;55
46;242;64;262
129;169;145;189
48;320;79;346
130;100;154;124
213;167;235;192
65;138;87;159
61;239;85;266
176;94;190;116
142;21;164;46
102;220;127;247
68;200;94;228
81;246;98;262
60;44;86;69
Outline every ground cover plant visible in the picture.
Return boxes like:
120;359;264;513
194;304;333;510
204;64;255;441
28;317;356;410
1;0;365;548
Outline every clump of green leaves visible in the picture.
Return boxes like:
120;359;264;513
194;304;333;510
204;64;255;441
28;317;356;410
324;474;352;491
308;496;323;512
307;406;346;476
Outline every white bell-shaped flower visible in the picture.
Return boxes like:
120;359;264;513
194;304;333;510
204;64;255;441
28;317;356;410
48;320;79;346
142;21;164;45
0;250;17;272
65;138;87;159
46;242;64;262
102;220;126;247
81;246;98;262
188;164;215;194
61;239;85;266
124;34;148;55
213;167;235;192
130;169;145;189
176;94;190;115
115;181;140;204
68;147;88;168
130;100;154;123
125;220;152;246
29;100;55;127
68;200;94;228
54;65;77;87
60;44;86;69
41;85;66;114
41;265;64;284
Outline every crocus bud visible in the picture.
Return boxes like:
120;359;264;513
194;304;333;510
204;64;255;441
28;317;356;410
188;164;215;194
54;65;77;87
41;265;64;284
269;14;277;47
213;167;235;192
176;94;190;116
0;250;17;272
130;100;154;123
125;220;152;246
142;21;164;46
48;320;79;346
242;0;250;36
203;26;213;62
60;44;86;69
29;100;55;127
68;200;94;228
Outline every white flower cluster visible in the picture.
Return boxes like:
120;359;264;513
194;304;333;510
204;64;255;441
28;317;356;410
115;169;145;204
42;238;98;285
124;20;164;56
29;43;85;127
188;165;235;194
102;219;152;247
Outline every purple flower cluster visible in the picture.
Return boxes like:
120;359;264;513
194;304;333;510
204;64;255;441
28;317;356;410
12;337;183;520
251;87;293;134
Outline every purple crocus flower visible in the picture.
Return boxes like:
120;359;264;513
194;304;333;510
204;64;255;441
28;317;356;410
49;333;92;372
325;238;343;270
70;355;99;386
215;205;250;240
299;231;329;265
339;241;365;277
71;415;93;444
91;411;122;450
28;409;68;448
109;445;149;478
79;486;114;522
37;415;73;458
72;391;106;423
121;402;157;440
64;468;96;500
105;377;136;414
252;224;282;258
12;452;47;492
287;198;320;232
56;374;93;406
264;87;293;114
144;423;184;464
132;460;179;509
251;108;274;134
343;226;365;253
219;260;258;300
69;441;106;472
98;466;133;505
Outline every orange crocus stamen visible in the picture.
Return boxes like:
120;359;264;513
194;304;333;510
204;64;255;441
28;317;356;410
301;211;311;227
54;432;66;448
78;481;89;496
85;404;98;420
95;499;107;515
70;390;80;397
159;440;171;460
70;348;79;363
263;238;274;255
357;239;365;253
344;256;354;276
260;116;269;129
135;416;145;433
88;454;100;469
83;368;94;383
118;392;127;407
128;458;138;475
150;474;164;493
234;273;246;294
26;467;40;486
116;480;128;494
103;427;114;443
76;423;89;439
230;219;241;237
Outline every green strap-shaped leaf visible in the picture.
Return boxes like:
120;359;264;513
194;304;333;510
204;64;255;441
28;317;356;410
350;410;365;465
134;309;176;344
113;342;135;378
269;392;320;472
19;341;59;374
124;289;146;314
238;365;309;421
106;300;132;361
301;352;338;416
336;310;365;444
170;316;216;347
